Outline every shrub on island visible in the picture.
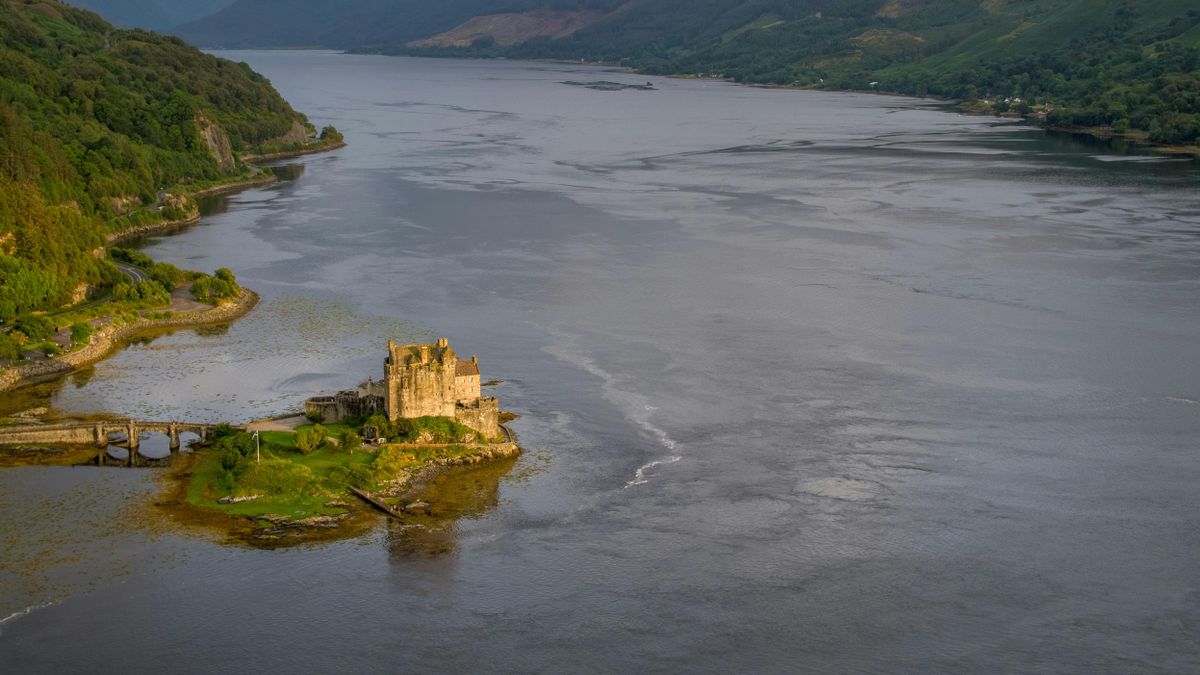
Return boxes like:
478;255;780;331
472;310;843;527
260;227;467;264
69;322;93;347
112;279;171;307
191;268;241;304
319;126;344;144
295;424;327;455
361;413;478;444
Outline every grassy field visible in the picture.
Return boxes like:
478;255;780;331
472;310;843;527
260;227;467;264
186;422;487;521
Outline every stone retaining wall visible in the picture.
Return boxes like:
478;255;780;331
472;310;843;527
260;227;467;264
0;423;102;446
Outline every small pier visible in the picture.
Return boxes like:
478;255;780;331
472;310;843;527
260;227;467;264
349;487;403;519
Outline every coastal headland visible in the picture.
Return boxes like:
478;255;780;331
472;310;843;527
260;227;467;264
0;135;342;394
104;140;345;246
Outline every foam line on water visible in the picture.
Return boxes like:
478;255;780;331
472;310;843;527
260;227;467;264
0;601;57;632
625;455;682;489
545;332;681;487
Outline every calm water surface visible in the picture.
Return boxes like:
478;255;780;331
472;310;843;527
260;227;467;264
2;52;1199;672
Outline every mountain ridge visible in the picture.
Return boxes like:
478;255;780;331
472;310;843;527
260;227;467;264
175;0;1200;147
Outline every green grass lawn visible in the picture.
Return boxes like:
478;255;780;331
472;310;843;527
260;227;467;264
290;442;375;473
187;424;480;521
258;430;297;450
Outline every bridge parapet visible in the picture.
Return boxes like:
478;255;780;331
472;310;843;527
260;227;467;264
0;419;238;449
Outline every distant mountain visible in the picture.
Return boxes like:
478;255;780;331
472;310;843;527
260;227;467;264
68;0;237;31
0;0;311;322
176;0;534;49
181;0;1200;146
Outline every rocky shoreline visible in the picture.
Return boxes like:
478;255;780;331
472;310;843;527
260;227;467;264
105;140;345;246
105;175;280;245
189;172;278;198
0;289;260;394
17;139;349;392
377;440;522;500
239;140;346;164
106;214;202;245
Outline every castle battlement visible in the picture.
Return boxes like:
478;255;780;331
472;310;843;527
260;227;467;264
305;338;499;440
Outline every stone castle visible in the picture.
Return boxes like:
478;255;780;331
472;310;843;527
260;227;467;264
304;338;500;441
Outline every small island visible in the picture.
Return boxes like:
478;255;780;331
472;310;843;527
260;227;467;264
171;338;519;544
562;80;656;91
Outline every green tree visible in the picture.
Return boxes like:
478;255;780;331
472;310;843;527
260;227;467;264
0;0;312;316
342;429;362;454
69;321;93;346
295;424;326;455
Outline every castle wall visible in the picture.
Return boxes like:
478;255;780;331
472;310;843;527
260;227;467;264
385;339;462;420
388;362;456;418
375;339;501;441
337;390;384;421
304;391;384;424
452;374;480;403
455;397;500;442
359;379;386;398
309;340;495;429
305;397;339;423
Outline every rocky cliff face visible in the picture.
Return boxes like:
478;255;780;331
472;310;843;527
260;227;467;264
196;114;236;172
408;10;608;48
264;119;310;147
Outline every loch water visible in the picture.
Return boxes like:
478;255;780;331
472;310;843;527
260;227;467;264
2;52;1199;672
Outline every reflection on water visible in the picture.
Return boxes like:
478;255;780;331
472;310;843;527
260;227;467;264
42;296;428;423
386;455;519;559
196;163;306;218
0;467;183;626
68;367;95;390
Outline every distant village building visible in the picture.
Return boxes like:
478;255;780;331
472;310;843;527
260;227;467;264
304;338;500;440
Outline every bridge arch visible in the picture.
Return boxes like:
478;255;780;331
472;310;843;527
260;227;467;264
0;419;237;467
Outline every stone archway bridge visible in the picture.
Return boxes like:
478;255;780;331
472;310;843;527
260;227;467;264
0;419;242;452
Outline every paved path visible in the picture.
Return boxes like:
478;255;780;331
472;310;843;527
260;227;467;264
246;415;307;433
114;262;148;284
167;284;210;313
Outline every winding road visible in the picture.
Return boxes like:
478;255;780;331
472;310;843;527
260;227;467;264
114;262;148;284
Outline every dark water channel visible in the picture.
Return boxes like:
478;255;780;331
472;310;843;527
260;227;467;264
2;52;1199;672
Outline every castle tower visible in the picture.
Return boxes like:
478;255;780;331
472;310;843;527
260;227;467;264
384;338;458;420
378;338;500;440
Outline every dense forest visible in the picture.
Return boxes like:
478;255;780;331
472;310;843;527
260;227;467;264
0;0;308;333
181;0;1199;146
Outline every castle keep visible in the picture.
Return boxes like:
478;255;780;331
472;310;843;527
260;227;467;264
305;338;500;441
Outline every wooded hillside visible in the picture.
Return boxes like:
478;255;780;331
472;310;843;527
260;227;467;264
0;0;307;320
418;0;1200;145
182;0;1199;146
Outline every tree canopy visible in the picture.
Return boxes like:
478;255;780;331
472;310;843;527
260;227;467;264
0;0;308;318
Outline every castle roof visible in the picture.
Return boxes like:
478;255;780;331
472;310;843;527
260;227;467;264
455;360;479;377
390;340;454;366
